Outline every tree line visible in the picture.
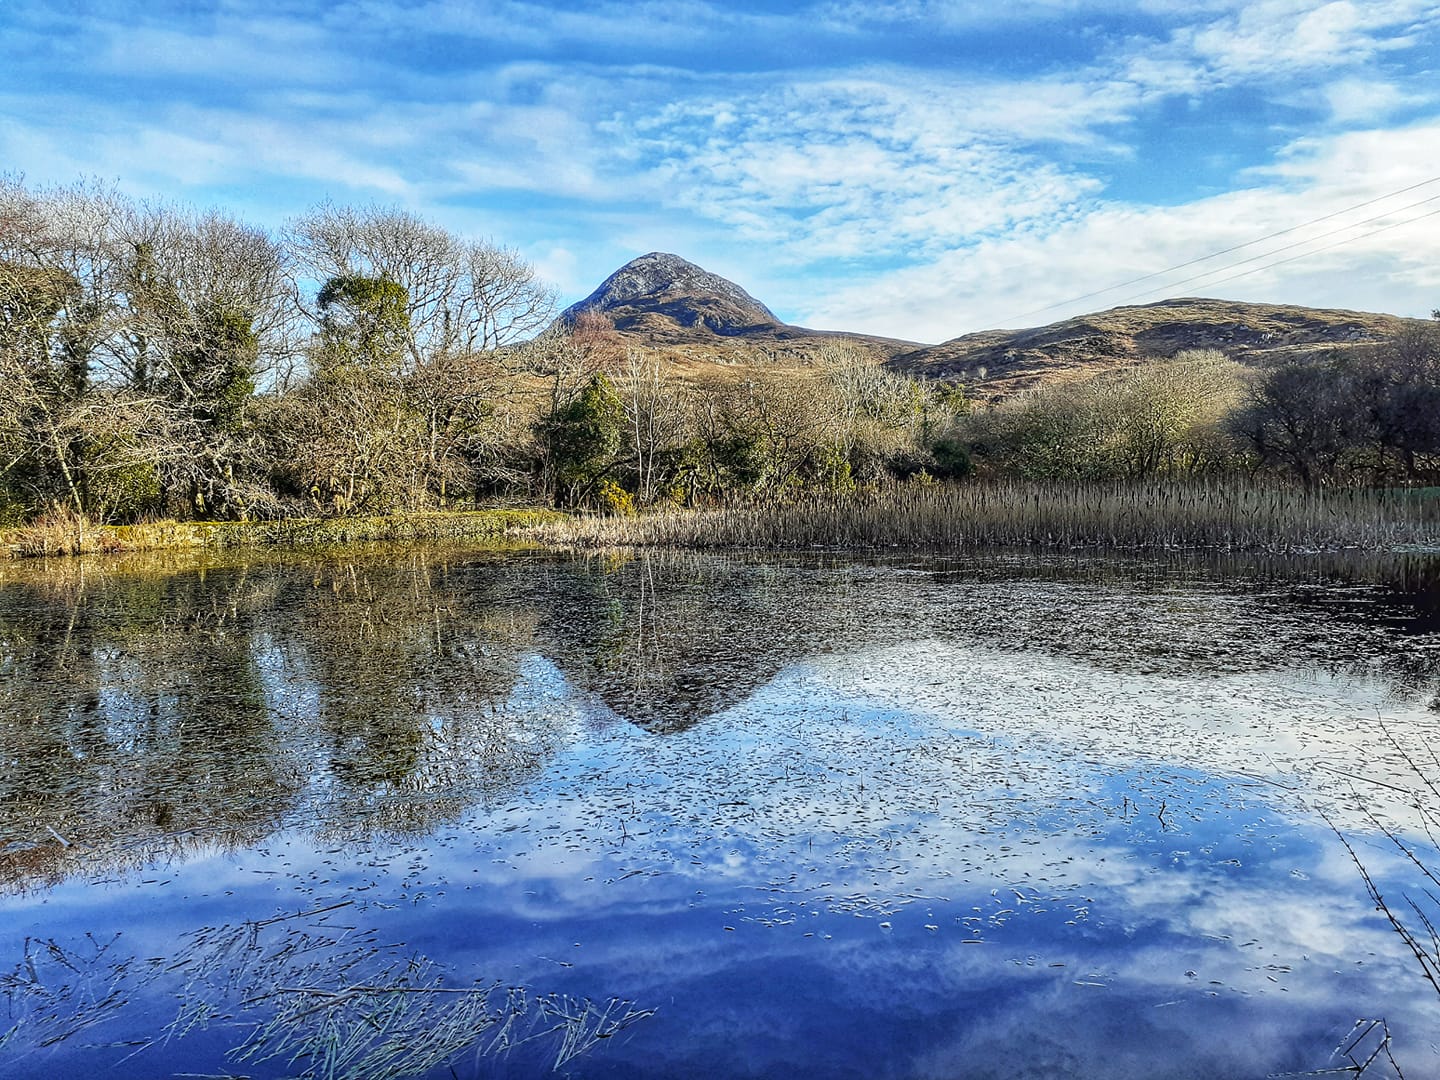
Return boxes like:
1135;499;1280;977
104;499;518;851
3;177;1436;528
962;326;1440;487
0;178;976;524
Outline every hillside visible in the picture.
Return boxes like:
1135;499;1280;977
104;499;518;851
888;297;1418;398
556;257;1425;396
555;252;922;364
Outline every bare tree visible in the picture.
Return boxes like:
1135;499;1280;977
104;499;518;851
620;348;689;505
820;340;932;481
289;203;553;368
461;242;556;351
0;176;131;390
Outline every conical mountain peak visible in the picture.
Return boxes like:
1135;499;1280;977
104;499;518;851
560;252;780;336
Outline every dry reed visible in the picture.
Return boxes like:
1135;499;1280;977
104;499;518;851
528;481;1440;554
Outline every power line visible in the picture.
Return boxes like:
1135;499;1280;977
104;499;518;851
992;173;1440;327
1146;203;1440;296
1099;192;1440;309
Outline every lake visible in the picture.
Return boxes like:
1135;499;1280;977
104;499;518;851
2;547;1439;1079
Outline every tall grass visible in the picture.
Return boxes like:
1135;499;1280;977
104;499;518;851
2;508;561;559
529;481;1440;554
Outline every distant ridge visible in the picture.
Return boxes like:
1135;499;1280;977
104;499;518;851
888;297;1421;397
552;257;1419;389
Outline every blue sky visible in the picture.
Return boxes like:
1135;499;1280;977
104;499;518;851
2;0;1438;342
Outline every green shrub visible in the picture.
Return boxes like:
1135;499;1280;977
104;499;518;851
596;477;636;516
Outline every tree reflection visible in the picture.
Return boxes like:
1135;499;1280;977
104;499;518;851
2;547;1438;894
281;554;553;835
0;553;548;889
0;563;296;890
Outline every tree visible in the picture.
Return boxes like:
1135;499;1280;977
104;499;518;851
538;373;625;508
967;352;1246;481
0;179;166;521
1095;350;1244;477
315;273;411;371
289;203;554;369
1;178;132;391
820;341;937;484
119;207;296;516
1230;358;1357;487
619;349;690;506
461;241;556;350
403;350;513;504
1349;323;1440;482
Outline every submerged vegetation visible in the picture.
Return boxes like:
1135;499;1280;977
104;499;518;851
2;901;655;1078
3;177;1439;560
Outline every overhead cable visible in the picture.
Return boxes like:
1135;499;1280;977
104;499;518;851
992;173;1440;327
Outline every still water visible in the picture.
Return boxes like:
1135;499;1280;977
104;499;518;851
2;548;1439;1079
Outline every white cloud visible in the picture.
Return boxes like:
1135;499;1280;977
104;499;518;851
799;121;1440;339
1147;0;1438;84
1;0;1437;331
1322;77;1432;124
621;73;1126;261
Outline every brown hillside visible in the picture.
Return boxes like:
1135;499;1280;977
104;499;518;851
606;324;922;368
889;297;1421;398
556;253;1425;395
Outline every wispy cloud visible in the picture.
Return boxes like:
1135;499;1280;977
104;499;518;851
0;0;1437;338
622;74;1117;260
1174;0;1436;79
800;121;1440;340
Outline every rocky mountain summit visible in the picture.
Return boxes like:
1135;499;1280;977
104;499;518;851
554;252;919;362
559;252;782;337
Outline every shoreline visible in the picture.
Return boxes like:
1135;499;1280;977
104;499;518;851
5;482;1439;562
1;508;563;560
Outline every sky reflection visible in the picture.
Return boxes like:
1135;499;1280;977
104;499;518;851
2;550;1438;1078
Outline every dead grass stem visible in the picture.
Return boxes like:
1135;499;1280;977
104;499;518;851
528;481;1439;555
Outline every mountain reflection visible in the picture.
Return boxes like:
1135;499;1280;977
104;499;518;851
525;551;874;733
2;547;1438;894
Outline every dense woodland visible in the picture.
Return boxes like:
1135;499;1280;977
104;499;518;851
2;178;1439;528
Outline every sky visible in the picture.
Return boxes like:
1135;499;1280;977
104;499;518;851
2;0;1438;344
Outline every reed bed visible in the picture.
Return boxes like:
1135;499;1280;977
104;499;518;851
1;508;561;559
529;482;1440;555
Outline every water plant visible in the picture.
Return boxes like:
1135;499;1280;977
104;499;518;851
527;480;1440;554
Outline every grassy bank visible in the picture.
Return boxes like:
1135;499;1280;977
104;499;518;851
9;484;1435;560
2;508;563;559
527;482;1440;554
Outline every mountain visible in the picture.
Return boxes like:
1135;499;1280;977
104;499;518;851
889;297;1417;398
560;252;781;336
554;252;922;362
554;256;1421;392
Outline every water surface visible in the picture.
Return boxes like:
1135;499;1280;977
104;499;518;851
2;548;1439;1078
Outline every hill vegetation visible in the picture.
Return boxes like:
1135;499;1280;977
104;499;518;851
892;297;1423;398
2;178;1438;556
